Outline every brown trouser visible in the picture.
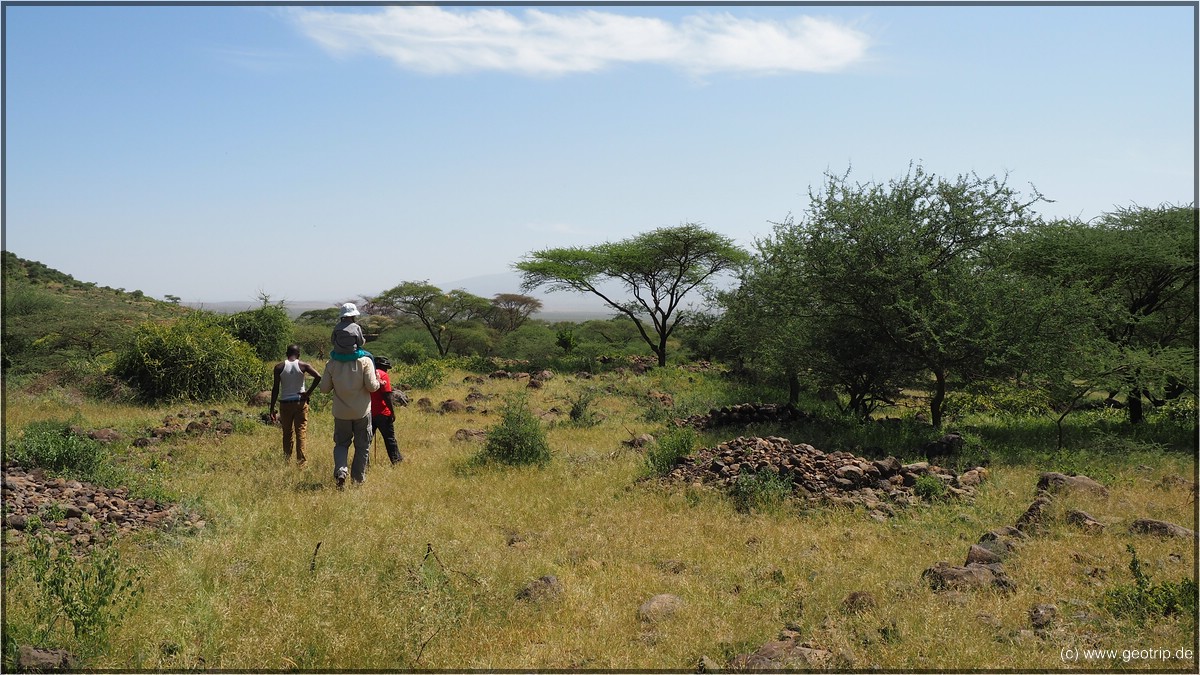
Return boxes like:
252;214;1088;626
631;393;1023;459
279;400;309;462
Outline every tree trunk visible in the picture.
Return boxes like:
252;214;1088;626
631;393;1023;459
787;373;801;406
930;368;947;429
1127;390;1145;424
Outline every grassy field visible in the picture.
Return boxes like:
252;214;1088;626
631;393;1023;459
3;366;1197;671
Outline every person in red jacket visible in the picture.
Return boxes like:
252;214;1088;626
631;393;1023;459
371;356;404;465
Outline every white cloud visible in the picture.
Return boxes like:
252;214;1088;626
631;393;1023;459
289;7;869;76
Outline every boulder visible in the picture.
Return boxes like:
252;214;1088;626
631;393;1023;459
249;390;272;406
16;645;77;672
1129;518;1195;538
1065;510;1105;534
439;400;466;414
1036;472;1109;497
922;561;1015;594
452;429;487;442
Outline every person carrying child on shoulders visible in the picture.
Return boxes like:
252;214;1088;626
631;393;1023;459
330;302;372;363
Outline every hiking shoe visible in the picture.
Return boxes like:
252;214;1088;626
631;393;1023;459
335;467;348;490
391;455;404;465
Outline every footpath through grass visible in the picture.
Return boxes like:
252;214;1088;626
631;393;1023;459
2;368;1196;671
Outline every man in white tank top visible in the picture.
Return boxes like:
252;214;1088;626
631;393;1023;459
270;344;322;466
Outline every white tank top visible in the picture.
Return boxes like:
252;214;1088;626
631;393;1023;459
279;359;306;401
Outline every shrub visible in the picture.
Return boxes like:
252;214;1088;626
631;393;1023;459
913;474;947;501
1104;545;1197;626
112;314;266;403
645;427;696;475
478;393;551;467
223;302;293;360
24;535;143;655
564;388;602;428
397;360;447;390
9;420;103;478
729;470;792;514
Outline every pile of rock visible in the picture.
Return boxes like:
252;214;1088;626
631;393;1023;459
662;436;987;514
676;403;813;430
2;462;205;553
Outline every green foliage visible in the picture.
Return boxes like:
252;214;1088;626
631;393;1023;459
555;328;578;354
478;393;552;467
560;388;602;428
945;380;1052;418
913;474;947;501
9;419;104;478
222;301;293;360
644;427;696;475
519;223;750;367
112;314;267;403
1104;545;1197;626
291;324;330;359
396;360;447;390
729;470;793;514
23;536;143;655
371;282;492;357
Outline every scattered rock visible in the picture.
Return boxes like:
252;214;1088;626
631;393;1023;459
452;429;487;442
16;645;77;672
728;633;833;670
637;593;684;622
965;544;1004;565
1065;510;1105;534
439;400;466;414
1029;604;1057;629
1037;472;1109;497
696;655;722;673
515;575;563;602
1129;518;1195;538
1015;492;1054;534
249;390;272;406
623;433;656;449
922;561;1015;594
1156;474;1197;492
86;428;122;443
841;591;877;614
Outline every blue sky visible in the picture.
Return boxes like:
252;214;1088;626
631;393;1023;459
3;2;1195;307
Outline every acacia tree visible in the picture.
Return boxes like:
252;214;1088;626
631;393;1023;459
1007;204;1197;423
743;166;1060;427
369;282;491;357
517;223;749;367
487;293;544;334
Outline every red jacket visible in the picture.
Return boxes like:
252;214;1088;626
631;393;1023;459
370;369;394;417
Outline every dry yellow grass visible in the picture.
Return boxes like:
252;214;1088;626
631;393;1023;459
3;370;1196;671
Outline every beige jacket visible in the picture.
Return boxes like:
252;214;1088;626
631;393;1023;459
318;357;380;420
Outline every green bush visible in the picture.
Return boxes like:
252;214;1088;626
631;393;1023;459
729;470;793;514
24;535;143;655
564;388;602;428
913;474;947;501
112;314;267;403
478;393;551;467
223;302;293;360
397;360;447;390
1105;545;1197;626
645;427;696;475
9;419;103;478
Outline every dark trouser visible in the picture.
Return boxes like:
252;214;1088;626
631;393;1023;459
372;414;402;464
279;400;308;463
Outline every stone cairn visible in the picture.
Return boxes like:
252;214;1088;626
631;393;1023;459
3;462;206;553
662;435;988;516
676;403;813;430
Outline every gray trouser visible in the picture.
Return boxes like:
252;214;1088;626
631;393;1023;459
333;415;372;483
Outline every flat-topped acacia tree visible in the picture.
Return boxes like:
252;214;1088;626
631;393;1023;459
516;223;749;367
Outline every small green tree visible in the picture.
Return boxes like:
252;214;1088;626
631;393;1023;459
223;296;293;360
370;282;492;357
112;314;266;402
518;223;750;367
